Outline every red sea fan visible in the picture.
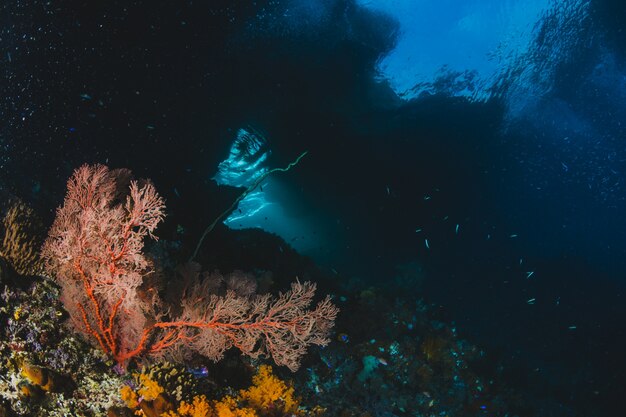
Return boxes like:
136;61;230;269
42;164;338;370
41;164;166;364
166;278;337;371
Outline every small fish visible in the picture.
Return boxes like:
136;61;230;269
424;239;430;249
80;93;92;100
455;224;459;234
337;333;349;343
568;325;577;330
510;234;518;238
415;228;422;233
527;298;536;305
17;381;41;398
320;355;333;369
526;271;534;279
423;195;431;201
187;367;208;378
7;52;11;62
377;358;388;366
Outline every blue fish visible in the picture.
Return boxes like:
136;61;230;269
187;367;209;378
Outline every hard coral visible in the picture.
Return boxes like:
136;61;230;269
0;199;44;276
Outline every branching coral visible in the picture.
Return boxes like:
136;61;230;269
0;199;44;276
42;164;337;370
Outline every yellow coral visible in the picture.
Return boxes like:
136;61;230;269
239;365;299;414
120;385;139;409
213;396;257;417
0;200;44;275
137;373;165;401
177;395;212;417
122;365;301;417
162;395;258;417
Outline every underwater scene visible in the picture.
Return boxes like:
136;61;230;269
0;0;625;416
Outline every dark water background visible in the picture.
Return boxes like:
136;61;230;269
1;0;626;415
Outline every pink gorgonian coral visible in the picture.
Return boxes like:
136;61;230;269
42;164;338;370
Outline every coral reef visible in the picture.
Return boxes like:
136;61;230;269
0;273;126;416
122;364;305;417
41;164;337;370
0;164;538;417
0;199;44;276
238;365;300;414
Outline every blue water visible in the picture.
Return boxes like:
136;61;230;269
358;0;555;101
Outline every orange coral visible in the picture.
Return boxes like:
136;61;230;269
137;373;165;401
120;385;139;409
123;365;303;417
239;365;299;414
171;395;212;417
162;395;257;417
120;372;168;414
213;396;257;417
